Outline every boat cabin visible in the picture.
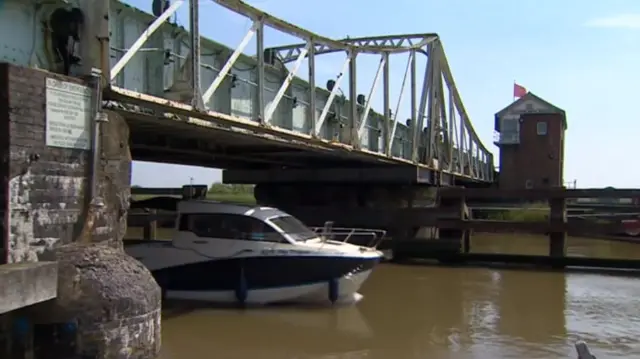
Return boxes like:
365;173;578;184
175;200;319;244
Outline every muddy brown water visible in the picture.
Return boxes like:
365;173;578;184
125;230;640;359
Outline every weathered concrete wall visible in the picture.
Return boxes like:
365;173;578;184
0;262;58;314
1;63;7;264
45;244;161;358
97;110;133;247
2;63;90;262
0;63;132;262
0;63;160;359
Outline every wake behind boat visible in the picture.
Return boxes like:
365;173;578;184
125;197;385;305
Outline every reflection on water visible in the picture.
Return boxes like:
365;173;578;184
159;235;640;359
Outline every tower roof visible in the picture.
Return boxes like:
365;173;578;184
494;92;567;132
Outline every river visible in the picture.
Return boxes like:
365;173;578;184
149;234;640;359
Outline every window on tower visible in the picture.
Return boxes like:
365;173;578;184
536;121;547;136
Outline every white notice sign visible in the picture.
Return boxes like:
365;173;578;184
45;78;92;150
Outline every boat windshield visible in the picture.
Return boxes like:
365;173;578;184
268;215;318;242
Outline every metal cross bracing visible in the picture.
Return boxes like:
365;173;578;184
102;0;494;182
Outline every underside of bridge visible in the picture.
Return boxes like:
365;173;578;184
125;110;489;190
126;111;396;169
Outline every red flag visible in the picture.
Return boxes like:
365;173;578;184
513;83;527;98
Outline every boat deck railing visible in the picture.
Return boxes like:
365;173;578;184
311;221;387;248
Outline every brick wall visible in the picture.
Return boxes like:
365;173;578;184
498;113;565;190
0;63;131;263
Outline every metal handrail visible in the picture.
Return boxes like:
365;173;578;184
310;221;387;249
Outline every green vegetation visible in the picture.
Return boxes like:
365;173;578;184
131;183;257;204
483;203;549;222
207;183;256;204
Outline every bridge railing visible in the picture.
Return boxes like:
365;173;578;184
98;0;494;181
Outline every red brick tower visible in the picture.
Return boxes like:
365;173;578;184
493;93;567;190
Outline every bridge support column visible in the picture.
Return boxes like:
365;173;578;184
254;182;447;256
226;168;474;261
230;166;473;262
0;64;160;358
236;166;441;250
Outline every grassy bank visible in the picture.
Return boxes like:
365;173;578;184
132;192;256;204
131;183;256;204
480;203;549;222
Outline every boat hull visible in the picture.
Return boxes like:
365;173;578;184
165;268;373;305
125;241;381;305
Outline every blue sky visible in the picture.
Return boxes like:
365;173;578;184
128;0;640;188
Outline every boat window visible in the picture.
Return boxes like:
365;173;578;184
268;215;318;242
178;213;285;243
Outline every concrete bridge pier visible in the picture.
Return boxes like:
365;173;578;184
1;64;160;358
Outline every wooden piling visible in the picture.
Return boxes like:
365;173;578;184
462;229;471;254
548;197;567;266
438;195;466;243
143;210;157;240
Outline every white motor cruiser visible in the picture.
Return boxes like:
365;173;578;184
125;197;385;305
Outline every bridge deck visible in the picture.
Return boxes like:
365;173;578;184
0;0;495;183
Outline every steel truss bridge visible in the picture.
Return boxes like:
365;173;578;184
0;0;495;184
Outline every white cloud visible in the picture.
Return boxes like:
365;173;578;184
585;14;640;29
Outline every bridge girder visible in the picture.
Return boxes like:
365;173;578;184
266;34;437;64
97;0;497;182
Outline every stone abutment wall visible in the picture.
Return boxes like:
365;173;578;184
0;63;160;359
